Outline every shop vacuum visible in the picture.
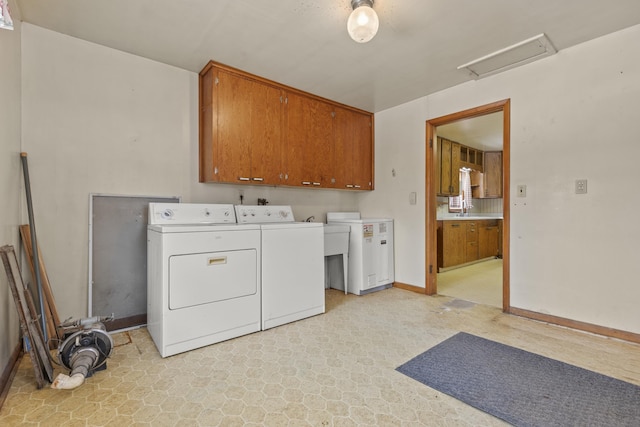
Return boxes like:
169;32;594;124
51;315;114;390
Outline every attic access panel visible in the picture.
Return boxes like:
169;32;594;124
89;194;179;331
458;33;557;79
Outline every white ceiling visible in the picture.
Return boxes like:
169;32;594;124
13;0;640;113
437;112;504;151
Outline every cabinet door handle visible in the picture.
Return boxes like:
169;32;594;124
238;177;250;181
252;177;264;182
302;181;311;185
354;185;361;188
312;182;321;186
451;224;460;228
346;184;354;188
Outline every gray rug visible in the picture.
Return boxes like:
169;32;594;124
396;332;640;426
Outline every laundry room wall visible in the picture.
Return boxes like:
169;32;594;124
0;0;22;380
20;23;357;321
364;24;640;335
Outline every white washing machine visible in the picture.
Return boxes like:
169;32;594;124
327;212;395;295
235;205;325;330
147;203;261;357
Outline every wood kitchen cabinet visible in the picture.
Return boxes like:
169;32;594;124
438;137;460;196
460;146;483;172
438;219;500;271
478;220;500;259
333;106;373;190
482;151;503;198
199;60;374;190
284;92;334;188
497;219;503;258
465;222;478;263
438;220;466;268
471;151;503;199
199;64;284;184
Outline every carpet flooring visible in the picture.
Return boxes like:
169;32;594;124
397;332;640;427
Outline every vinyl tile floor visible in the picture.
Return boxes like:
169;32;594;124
437;259;503;308
2;287;640;426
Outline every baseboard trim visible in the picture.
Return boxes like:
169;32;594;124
393;282;426;294
510;307;640;345
0;341;22;410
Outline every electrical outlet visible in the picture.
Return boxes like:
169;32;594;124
575;179;587;194
517;185;526;197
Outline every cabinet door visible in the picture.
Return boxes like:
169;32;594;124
483;151;503;198
216;70;253;183
351;112;373;190
438;138;460;196
334;107;373;190
249;83;283;184
284;92;334;187
442;221;465;267
465;222;478;263
200;67;283;185
199;66;218;182
478;220;499;259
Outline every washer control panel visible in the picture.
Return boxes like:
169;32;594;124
235;205;295;223
148;203;236;224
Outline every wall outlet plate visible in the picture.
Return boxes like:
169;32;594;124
517;185;526;197
575;179;587;194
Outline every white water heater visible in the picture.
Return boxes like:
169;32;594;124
327;212;394;295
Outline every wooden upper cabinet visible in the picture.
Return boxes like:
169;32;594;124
247;79;283;184
333;107;373;190
199;66;217;182
483;151;503;198
438;137;460;196
216;70;253;183
200;66;283;184
284;92;334;187
199;60;374;190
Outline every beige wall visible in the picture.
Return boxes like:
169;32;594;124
20;23;357;321
16;18;640;347
0;1;22;374
364;24;640;334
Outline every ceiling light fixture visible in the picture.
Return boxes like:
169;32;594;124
347;0;379;43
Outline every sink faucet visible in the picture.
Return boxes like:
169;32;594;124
459;199;471;217
459;200;466;217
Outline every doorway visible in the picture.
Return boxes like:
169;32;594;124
425;99;511;312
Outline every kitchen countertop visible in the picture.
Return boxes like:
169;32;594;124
437;215;503;221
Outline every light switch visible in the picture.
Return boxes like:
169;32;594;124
409;192;417;205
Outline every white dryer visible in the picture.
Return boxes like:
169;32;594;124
147;203;261;357
327;212;395;295
235;205;325;330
